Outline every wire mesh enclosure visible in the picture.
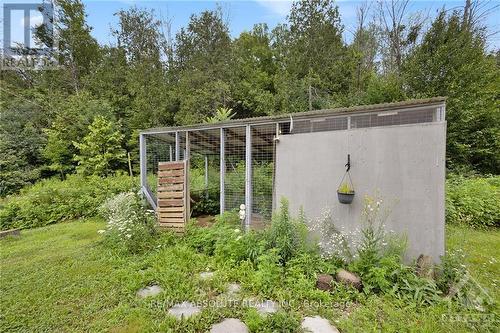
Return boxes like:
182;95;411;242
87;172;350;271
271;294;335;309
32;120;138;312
139;98;446;229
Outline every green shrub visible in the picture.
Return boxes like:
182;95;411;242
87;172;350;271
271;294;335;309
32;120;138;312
436;249;495;311
0;174;137;230
189;164;220;216
245;249;284;297
183;221;236;255
446;175;500;227
99;192;157;253
265;198;310;265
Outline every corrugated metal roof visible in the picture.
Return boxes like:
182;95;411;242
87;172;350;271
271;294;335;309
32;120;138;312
140;97;446;134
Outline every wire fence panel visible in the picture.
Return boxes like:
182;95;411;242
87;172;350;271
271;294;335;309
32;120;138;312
145;133;176;198
188;129;220;217
251;124;275;227
224;126;246;214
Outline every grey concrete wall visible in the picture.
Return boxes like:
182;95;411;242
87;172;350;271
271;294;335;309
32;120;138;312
274;122;446;262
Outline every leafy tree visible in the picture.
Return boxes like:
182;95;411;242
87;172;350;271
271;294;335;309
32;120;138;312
173;8;233;124
231;24;276;117
43;93;115;177
405;8;500;173
36;0;101;92
73;116;126;176
281;0;349;109
0;103;47;195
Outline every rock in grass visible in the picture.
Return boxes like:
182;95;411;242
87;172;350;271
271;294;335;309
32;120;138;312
0;229;20;238
200;271;215;280
210;318;249;333
416;254;435;279
136;285;163;298
227;283;241;294
316;274;333;291
301;316;339;333
167;301;202;319
253;300;279;316
335;269;362;291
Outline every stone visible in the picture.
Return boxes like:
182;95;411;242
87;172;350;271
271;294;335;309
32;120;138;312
227;283;241;294
301;316;340;333
136;284;163;298
416;254;435;279
210;318;249;333
0;229;20;238
316;274;334;291
200;271;215;280
335;269;362;291
253;300;279;316
167;301;202;319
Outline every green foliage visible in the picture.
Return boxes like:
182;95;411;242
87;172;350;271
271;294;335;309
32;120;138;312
73;116;126;176
189;163;220;216
245;249;284;297
43;93;116;177
0;103;48;196
446;175;500;227
1;218;498;332
99;192;156;253
404;9;500;174
0;174;137;230
205;107;235;123
2;0;499;195
265;197;310;265
337;182;353;194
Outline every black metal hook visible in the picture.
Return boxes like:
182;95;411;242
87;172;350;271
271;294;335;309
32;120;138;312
345;154;351;172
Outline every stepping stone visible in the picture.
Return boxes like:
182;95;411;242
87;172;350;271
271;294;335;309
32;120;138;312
167;301;202;319
210;318;249;333
200;271;215;280
227;283;241;294
301;316;339;333
136;285;163;298
253;300;279;316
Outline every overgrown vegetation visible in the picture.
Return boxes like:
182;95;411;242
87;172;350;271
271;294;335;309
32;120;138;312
446;175;500;227
99;192;157;253
0;174;137;230
2;0;498;197
1;210;497;332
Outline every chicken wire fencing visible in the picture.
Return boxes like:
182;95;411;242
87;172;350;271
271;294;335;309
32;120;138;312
141;125;280;229
140;101;445;228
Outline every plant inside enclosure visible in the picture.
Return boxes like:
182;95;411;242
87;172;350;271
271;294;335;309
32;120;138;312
99;191;156;253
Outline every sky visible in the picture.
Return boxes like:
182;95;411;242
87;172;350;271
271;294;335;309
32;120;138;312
3;0;500;51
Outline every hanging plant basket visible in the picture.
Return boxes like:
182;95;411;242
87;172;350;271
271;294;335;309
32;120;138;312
337;154;355;204
337;190;355;204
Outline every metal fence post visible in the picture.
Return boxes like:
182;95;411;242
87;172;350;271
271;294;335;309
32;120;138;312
139;133;147;191
175;131;180;161
220;128;225;214
245;125;252;231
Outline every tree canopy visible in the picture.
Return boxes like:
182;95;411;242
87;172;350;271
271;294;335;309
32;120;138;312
1;0;498;196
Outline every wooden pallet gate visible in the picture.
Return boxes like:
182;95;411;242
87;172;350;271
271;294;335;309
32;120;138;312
157;161;189;233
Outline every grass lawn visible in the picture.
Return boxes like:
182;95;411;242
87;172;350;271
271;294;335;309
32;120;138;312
1;220;498;332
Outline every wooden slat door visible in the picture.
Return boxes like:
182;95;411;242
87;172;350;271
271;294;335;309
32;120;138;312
157;161;189;233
